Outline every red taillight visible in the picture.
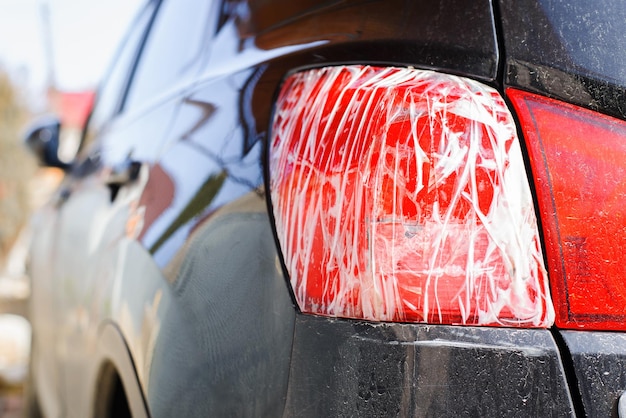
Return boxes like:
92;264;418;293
269;66;553;327
508;89;626;331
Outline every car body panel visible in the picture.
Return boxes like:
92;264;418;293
561;331;626;418
29;205;64;417
26;0;626;417
146;195;295;417
500;0;626;119
285;316;574;417
94;323;150;418
247;0;499;79
42;95;180;417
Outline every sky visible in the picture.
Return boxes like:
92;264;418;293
0;0;143;106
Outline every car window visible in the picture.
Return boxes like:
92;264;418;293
87;1;158;135
123;0;216;111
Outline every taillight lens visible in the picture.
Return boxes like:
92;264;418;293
269;66;554;327
508;89;626;331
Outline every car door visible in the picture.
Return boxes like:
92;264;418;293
47;1;221;416
28;3;158;417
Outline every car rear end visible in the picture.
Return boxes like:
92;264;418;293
259;0;626;416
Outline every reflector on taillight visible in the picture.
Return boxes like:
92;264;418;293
269;65;553;327
508;89;626;331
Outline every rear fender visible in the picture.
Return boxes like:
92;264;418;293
93;323;149;418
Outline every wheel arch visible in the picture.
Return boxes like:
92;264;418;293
92;322;149;418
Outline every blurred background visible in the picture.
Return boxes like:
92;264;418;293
0;0;142;415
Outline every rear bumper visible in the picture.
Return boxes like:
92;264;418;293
284;315;574;417
561;331;626;417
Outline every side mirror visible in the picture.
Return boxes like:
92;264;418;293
23;116;70;170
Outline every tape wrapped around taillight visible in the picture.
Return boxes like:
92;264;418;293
269;66;554;327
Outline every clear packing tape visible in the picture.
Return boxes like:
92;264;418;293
270;66;554;327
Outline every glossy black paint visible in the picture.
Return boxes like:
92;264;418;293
253;0;498;76
242;0;499;148
285;316;574;417
138;69;265;268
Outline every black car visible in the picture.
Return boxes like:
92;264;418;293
24;0;626;416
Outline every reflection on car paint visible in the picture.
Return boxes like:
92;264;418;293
131;70;264;269
149;171;226;254
270;65;554;326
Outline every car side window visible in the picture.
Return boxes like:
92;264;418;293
123;0;216;111
87;1;158;135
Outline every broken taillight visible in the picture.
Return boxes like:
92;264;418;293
509;89;626;331
269;66;554;327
